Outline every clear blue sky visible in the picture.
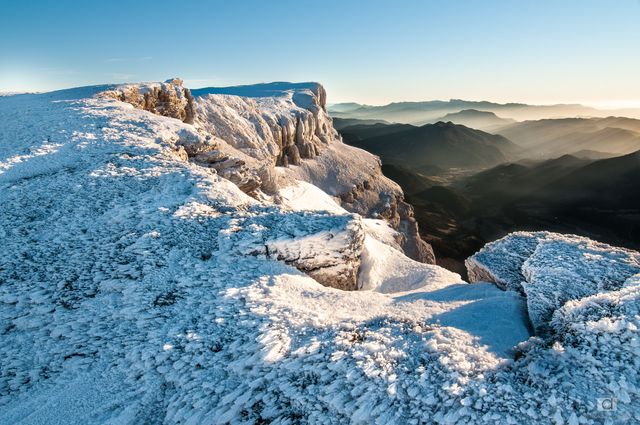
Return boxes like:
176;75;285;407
2;0;640;105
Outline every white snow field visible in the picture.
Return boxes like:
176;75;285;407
0;83;638;424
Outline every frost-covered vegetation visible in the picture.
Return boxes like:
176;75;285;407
0;83;638;424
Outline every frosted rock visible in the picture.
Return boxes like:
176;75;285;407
192;83;333;166
266;216;365;290
466;232;640;334
465;231;545;292
98;79;433;261
99;79;195;124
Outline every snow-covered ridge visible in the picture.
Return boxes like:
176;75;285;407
0;91;36;97
101;78;435;265
191;81;435;263
1;82;639;424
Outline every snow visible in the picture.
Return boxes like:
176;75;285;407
284;140;397;198
192;82;332;163
359;235;460;293
1;83;638;424
0;91;40;97
191;80;405;224
277;180;347;214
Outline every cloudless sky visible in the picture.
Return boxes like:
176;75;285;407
2;0;640;105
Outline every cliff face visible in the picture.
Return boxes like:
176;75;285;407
192;83;333;166
190;82;436;265
337;180;435;263
97;79;435;289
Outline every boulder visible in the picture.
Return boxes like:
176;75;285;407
266;217;364;290
466;231;640;334
218;210;365;291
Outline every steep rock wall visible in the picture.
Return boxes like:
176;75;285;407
99;80;436;285
192;83;333;166
191;82;435;264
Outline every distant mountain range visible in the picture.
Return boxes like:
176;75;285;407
329;99;640;124
332;117;390;130
461;150;640;248
522;150;640;213
334;119;413;140
380;164;439;195
454;154;594;210
337;113;640;163
340;120;521;170
334;111;640;274
497;117;640;159
396;152;640;272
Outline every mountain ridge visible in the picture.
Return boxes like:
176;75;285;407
330;99;640;123
430;109;517;131
341;120;521;170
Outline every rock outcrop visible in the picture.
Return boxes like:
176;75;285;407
217;209;365;291
466;231;640;334
265;216;365;290
99;78;196;124
98;79;436;287
192;83;333;167
337;181;435;263
190;82;436;265
100;82;263;196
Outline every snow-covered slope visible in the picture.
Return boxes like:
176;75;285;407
0;82;638;424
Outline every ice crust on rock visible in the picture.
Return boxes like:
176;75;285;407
465;231;545;292
466;231;640;333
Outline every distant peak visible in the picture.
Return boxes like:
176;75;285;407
444;109;498;117
432;121;457;128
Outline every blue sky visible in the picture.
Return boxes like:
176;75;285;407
2;0;640;105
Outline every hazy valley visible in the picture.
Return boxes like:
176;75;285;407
334;105;640;276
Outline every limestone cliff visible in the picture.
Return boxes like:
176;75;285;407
98;79;436;289
190;82;435;264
